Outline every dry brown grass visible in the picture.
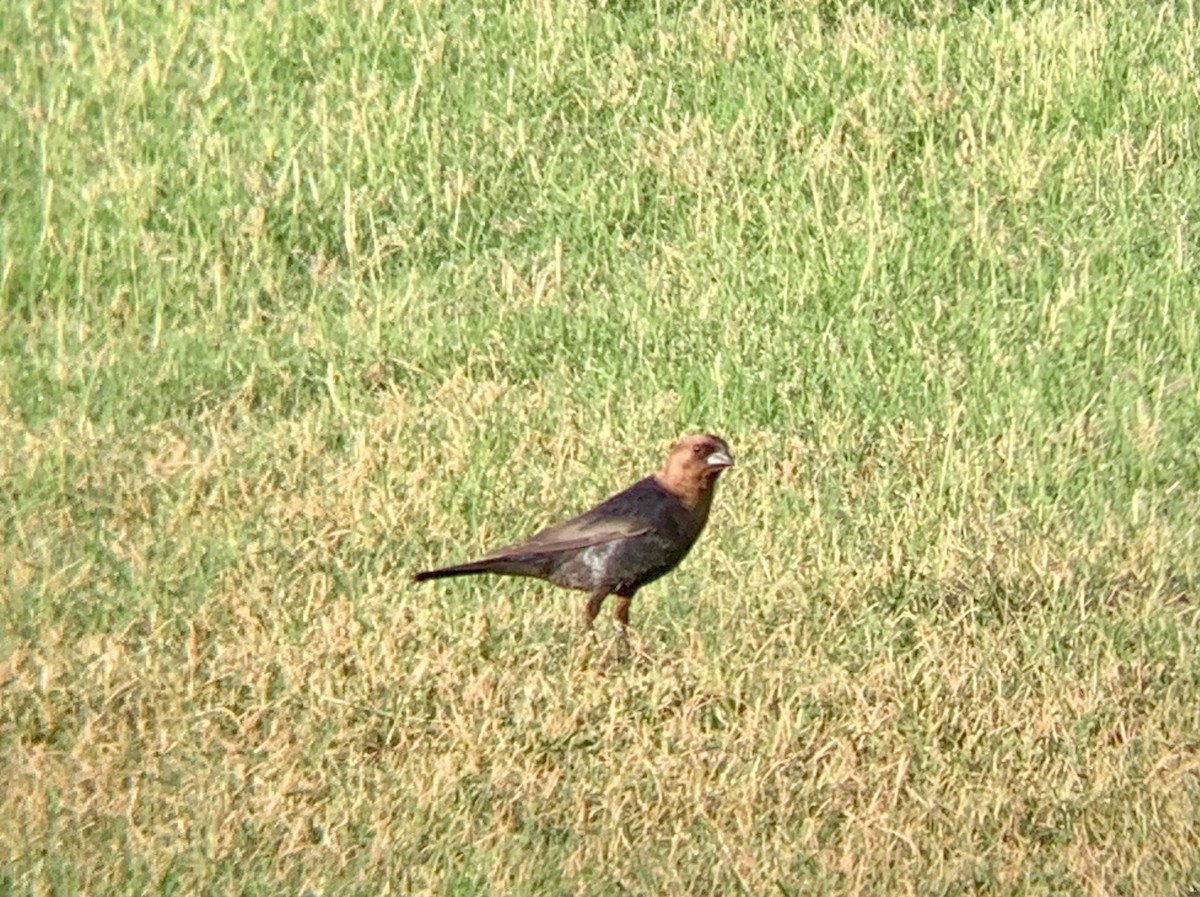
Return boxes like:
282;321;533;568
3;383;1198;894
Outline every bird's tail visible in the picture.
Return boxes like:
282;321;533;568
413;554;549;583
413;559;498;582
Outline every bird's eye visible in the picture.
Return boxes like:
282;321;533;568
693;444;705;456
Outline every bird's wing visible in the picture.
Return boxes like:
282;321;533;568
484;515;649;558
483;477;665;559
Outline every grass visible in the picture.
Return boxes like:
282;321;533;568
2;0;1199;893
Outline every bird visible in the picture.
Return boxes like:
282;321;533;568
414;433;734;631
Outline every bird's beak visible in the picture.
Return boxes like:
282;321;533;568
706;450;734;469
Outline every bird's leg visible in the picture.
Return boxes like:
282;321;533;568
581;589;609;631
612;594;633;657
612;595;632;629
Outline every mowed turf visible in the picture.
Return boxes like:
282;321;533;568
2;1;1199;894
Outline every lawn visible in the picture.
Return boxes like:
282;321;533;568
2;0;1199;894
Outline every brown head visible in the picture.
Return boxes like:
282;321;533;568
656;433;734;509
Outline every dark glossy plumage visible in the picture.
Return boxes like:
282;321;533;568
414;434;734;629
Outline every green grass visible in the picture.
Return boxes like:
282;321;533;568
3;0;1200;893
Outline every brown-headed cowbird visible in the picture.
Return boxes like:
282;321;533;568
414;433;734;630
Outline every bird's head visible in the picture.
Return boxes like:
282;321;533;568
658;433;734;505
